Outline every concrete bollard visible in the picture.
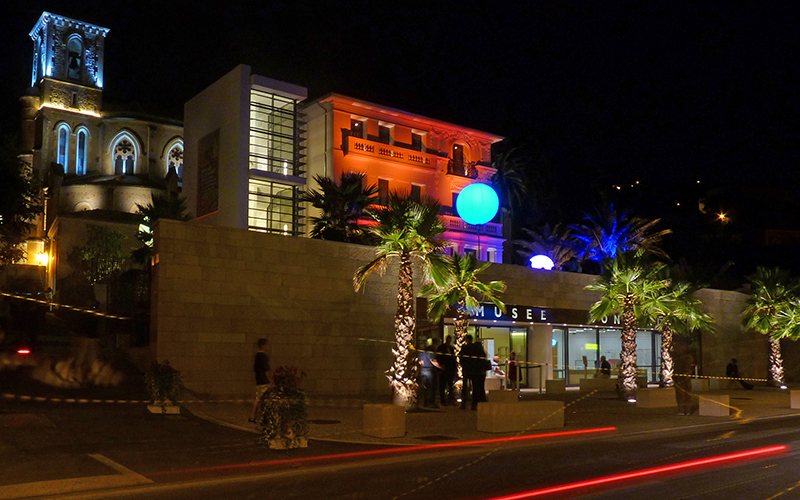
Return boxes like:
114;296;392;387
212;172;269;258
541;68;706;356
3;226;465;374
546;379;566;394
362;404;405;438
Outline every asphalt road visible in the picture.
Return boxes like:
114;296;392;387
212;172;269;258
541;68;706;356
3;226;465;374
6;397;800;500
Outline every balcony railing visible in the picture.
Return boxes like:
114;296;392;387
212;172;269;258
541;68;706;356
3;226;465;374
347;135;433;166
441;214;502;236
446;159;478;179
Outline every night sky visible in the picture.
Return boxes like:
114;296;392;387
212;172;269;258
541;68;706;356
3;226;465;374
3;2;800;275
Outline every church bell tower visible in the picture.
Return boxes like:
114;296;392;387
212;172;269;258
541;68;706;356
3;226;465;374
29;12;109;115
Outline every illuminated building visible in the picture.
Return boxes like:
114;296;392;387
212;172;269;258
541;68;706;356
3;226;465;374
19;12;184;288
305;95;505;262
184;65;307;234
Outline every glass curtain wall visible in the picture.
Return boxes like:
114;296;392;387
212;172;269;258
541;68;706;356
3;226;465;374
249;89;304;176
551;327;661;385
442;325;528;387
248;179;302;235
248;87;306;235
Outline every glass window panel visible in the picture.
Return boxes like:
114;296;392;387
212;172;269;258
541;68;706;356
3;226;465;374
568;327;598;385
552;328;565;381
599;328;622;377
636;330;653;382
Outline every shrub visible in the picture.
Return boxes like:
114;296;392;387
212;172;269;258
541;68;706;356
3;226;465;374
256;366;308;448
144;360;182;405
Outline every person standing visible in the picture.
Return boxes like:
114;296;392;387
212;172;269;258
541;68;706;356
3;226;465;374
437;335;456;405
470;338;488;409
459;335;474;409
419;339;441;407
507;351;518;390
250;338;272;423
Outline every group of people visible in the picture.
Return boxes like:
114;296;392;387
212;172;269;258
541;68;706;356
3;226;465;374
419;335;518;410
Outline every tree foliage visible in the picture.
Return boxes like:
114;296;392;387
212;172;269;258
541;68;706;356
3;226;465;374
423;252;505;380
742;266;799;385
0;134;43;264
353;193;448;408
572;206;671;263
515;223;578;270
69;225;127;284
132;194;190;264
587;250;670;396
300;173;378;244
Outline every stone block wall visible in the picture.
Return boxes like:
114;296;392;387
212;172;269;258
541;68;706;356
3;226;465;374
152;219;400;399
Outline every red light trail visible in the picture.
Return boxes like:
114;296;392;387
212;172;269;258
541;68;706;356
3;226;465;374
488;445;788;499
152;426;616;476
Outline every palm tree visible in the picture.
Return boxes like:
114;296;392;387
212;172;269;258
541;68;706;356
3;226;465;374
515;223;578;271
587;250;669;398
742;267;799;386
571;206;672;263
132;194;191;264
353;193;449;408
422;252;506;381
490;148;530;264
643;280;714;387
300;173;378;244
775;300;800;341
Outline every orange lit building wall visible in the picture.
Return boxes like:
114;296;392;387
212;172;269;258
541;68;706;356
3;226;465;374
305;94;505;262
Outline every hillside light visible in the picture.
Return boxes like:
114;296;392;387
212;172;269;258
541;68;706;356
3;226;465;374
456;183;499;225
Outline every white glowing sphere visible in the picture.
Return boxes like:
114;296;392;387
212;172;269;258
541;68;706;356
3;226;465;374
529;254;555;270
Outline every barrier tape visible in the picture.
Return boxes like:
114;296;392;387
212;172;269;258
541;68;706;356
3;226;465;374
673;373;768;383
0;291;132;320
673;383;744;419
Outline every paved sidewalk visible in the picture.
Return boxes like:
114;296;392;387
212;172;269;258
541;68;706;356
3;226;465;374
183;386;800;446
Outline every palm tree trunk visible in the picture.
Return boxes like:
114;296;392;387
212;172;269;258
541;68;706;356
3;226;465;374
453;306;469;383
660;322;674;387
769;337;785;386
620;297;638;398
387;252;418;408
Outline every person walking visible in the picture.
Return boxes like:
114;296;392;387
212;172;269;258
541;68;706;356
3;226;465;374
249;338;272;423
726;358;754;390
437;335;456;405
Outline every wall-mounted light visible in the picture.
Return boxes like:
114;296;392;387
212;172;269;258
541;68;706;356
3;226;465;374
36;253;48;266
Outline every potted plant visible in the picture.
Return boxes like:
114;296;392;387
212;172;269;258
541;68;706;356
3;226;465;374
145;360;182;414
255;366;309;449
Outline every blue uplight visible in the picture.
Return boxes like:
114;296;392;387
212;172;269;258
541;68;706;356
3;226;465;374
456;183;499;225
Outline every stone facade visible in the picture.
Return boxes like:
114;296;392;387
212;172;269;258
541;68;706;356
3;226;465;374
152;219;770;399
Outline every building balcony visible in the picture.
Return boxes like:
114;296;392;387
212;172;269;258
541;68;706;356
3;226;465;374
446;159;478;179
441;214;502;236
346;135;434;167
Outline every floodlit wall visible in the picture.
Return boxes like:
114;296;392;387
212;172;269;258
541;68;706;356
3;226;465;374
151;219;399;399
151;219;770;399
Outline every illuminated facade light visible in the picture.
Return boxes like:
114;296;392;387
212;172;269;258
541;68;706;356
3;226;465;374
529;254;555;270
455;183;499;225
36;253;48;266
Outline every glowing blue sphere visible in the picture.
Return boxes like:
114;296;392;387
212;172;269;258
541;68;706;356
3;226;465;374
529;254;555;270
456;183;499;225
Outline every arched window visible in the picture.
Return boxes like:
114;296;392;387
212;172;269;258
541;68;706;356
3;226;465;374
76;128;88;175
67;37;83;80
168;145;184;179
114;139;135;175
57;124;70;170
